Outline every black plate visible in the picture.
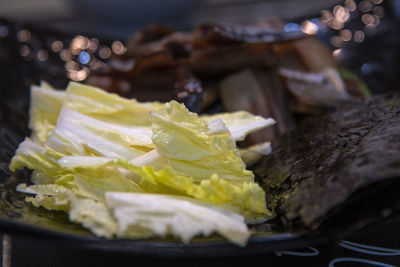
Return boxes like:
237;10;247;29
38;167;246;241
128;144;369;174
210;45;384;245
0;104;332;258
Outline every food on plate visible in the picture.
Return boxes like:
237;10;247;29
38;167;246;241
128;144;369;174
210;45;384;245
9;82;275;246
87;22;367;144
2;19;378;247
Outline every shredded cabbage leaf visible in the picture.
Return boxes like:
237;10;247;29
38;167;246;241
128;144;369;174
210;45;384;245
201;111;275;141
29;85;65;144
151;101;254;182
46;108;152;159
9;81;275;245
105;192;251;246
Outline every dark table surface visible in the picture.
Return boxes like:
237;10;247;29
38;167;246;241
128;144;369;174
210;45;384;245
2;215;400;267
1;7;400;267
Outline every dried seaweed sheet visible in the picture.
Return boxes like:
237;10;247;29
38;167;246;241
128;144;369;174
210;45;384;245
253;94;400;231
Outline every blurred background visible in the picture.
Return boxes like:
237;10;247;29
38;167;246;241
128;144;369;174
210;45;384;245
0;0;399;115
0;0;345;38
0;0;399;82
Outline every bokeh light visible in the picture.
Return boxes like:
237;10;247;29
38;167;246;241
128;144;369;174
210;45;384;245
333;5;350;23
284;23;301;32
362;14;375;26
354;30;365;43
344;0;357;12
320;10;333;24
19;45;30;57
111;41;127;55
373;6;385;17
330;20;345;30
71;35;89;50
301;20;318;35
332;48;342;58
339;29;352;41
99;46;112;59
65;60;79;72
60;49;72;61
88;38;99;52
37;49;49;61
78;51;91;64
17;29;31;42
51;40;63;52
68;67;90;81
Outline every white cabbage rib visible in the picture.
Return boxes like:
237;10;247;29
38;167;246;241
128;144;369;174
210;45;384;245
105;192;251;246
46;108;152;159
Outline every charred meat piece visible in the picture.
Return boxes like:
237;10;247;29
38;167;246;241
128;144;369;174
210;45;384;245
87;66;204;112
274;37;338;72
127;23;174;48
126;32;195;58
190;43;276;77
279;67;350;109
274;37;350;113
219;68;295;143
194;22;304;45
103;52;177;78
87;22;355;123
253;94;400;232
125;23;195;59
